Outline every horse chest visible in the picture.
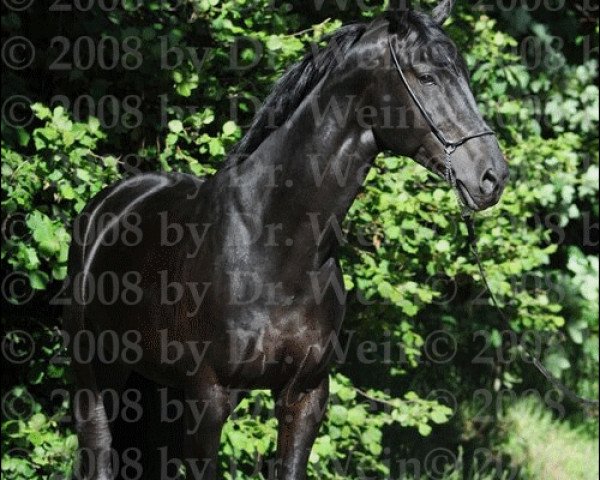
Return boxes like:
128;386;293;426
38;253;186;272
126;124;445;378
213;303;340;388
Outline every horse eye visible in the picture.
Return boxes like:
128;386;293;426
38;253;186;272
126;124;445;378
418;74;436;85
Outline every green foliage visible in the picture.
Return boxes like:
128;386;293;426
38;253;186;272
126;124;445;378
1;324;74;479
1;1;598;478
2;105;120;291
2;402;76;479
220;374;452;478
499;398;599;480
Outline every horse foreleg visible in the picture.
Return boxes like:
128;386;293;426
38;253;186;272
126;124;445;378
182;383;233;480
274;376;329;480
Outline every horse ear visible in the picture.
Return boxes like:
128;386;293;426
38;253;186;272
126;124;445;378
431;0;455;25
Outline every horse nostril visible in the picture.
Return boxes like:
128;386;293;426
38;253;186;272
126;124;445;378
480;169;499;196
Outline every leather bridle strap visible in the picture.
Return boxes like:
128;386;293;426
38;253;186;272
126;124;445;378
465;215;599;411
387;36;495;156
388;35;599;412
388;35;493;213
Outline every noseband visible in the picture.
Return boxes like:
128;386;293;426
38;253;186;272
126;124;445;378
387;36;495;213
387;36;599;411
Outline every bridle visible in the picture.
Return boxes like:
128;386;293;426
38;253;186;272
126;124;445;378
388;36;599;411
387;35;495;213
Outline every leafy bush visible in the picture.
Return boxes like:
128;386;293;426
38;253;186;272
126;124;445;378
2;105;120;291
1;1;597;478
221;374;452;478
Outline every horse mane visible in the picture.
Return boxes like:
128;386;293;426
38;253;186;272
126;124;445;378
224;11;463;166
224;23;368;165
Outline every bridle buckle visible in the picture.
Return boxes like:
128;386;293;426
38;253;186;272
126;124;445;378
444;145;457;156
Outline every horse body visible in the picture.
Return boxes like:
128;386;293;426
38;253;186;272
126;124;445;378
66;3;509;479
73;83;376;387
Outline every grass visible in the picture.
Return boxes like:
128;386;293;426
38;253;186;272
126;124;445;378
497;398;599;480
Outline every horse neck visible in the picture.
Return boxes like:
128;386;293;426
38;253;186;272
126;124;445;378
282;83;380;221
219;66;383;266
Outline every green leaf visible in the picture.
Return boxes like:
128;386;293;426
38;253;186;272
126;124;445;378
347;407;367;425
28;413;46;431
430;409;450;425
29;270;49;290
418;423;432;436
222;120;237;136
168;120;184;134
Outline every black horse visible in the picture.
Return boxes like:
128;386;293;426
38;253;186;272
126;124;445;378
65;1;509;479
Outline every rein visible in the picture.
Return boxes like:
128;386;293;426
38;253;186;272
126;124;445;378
388;37;599;412
464;215;599;411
